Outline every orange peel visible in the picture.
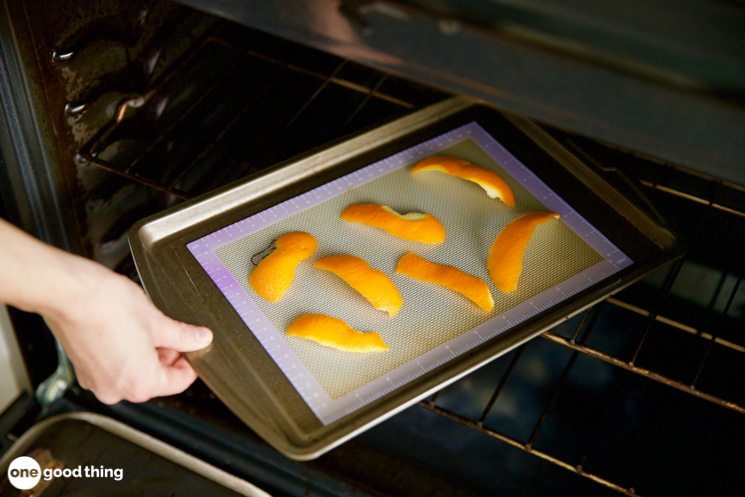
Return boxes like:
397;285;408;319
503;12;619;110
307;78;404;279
341;203;446;244
287;313;389;352
413;156;515;207
487;211;560;293
314;254;402;316
248;231;317;302
395;252;494;311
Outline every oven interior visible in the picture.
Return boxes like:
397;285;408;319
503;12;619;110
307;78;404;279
1;1;744;496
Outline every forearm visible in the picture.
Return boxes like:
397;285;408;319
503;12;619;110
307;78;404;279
1;217;211;404
0;217;96;318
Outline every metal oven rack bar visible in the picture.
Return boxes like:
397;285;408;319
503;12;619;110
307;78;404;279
71;17;745;497
419;145;745;495
75;24;437;202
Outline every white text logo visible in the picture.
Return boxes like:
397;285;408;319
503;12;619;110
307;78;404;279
7;456;42;490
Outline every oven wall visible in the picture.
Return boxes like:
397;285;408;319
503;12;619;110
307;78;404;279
174;0;745;185
0;305;29;413
0;0;199;269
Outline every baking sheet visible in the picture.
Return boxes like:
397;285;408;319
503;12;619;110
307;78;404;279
186;121;632;424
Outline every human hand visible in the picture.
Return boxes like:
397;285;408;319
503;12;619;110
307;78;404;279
0;218;212;404
42;259;213;404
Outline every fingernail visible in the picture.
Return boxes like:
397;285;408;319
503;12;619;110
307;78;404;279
194;326;212;343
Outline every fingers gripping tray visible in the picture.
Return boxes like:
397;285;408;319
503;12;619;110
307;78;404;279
129;98;682;460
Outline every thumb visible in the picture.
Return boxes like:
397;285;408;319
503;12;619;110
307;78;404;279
152;317;213;352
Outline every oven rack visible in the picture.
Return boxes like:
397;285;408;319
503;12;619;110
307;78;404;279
68;14;745;496
419;142;745;495
75;22;442;201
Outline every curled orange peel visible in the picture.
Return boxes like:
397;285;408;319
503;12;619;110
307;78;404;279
341;203;446;244
248;231;317;302
314;254;402;316
487;211;560;293
395;252;494;311
287;313;389;352
413;156;515;207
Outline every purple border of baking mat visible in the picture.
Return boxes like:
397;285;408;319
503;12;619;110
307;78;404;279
187;121;633;424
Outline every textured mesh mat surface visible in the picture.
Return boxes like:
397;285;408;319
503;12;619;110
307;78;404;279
189;122;631;424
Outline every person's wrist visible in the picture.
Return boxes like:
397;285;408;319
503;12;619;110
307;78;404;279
33;251;108;326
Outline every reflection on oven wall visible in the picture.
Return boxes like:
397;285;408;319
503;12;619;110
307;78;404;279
19;0;444;277
183;0;745;185
0;0;744;496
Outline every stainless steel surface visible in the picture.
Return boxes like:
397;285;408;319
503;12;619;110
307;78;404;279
174;0;745;186
129;97;681;460
33;341;73;411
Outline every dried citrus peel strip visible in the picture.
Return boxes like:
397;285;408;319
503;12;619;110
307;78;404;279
341;203;446;244
413;156;516;207
315;254;403;316
248;231;317;302
488;211;560;293
287;313;389;352
395;252;494;311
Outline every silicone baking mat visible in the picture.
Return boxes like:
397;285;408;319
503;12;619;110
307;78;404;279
187;122;633;425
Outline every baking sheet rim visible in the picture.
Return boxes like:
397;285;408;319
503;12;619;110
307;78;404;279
186;121;632;425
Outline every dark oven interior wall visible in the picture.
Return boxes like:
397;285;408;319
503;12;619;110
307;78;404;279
5;0;445;276
4;0;170;266
3;0;745;496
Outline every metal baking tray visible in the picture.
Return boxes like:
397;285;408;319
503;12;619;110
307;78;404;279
129;97;682;460
0;412;269;495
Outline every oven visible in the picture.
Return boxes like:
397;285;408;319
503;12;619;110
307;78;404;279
1;1;744;496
